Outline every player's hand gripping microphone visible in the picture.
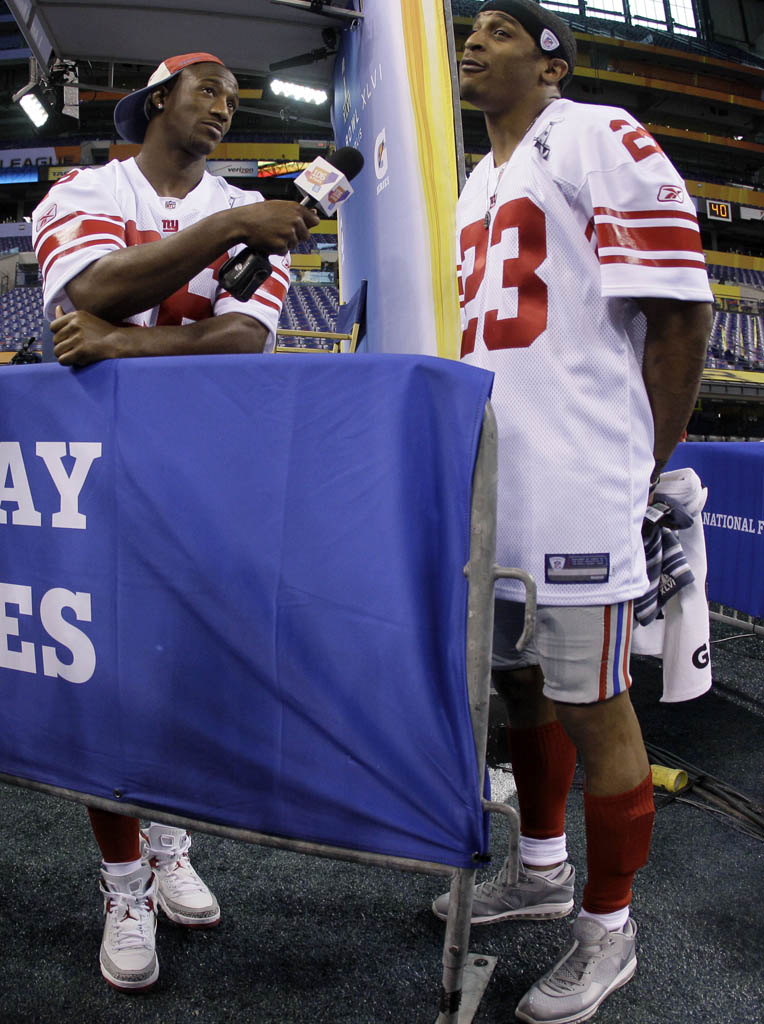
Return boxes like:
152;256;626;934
218;146;364;301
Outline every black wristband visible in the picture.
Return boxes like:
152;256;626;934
649;468;662;489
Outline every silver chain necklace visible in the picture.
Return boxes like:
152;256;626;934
483;106;551;230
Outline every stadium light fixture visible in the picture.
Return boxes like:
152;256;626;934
12;58;54;128
270;79;328;104
13;82;51;127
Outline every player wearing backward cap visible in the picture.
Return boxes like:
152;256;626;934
432;3;713;1022
33;52;319;365
32;52;319;993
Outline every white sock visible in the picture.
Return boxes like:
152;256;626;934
520;833;568;871
101;858;143;876
578;906;630;932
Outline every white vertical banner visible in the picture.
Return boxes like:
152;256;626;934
333;1;461;357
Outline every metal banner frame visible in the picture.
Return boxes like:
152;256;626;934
0;400;535;1023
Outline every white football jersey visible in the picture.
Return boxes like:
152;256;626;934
33;158;290;348
457;98;713;605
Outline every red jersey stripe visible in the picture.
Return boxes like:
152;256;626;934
252;294;282;313
37;221;126;269
597;221;704;255
261;280;287;303
600;255;706;269
593;206;698;223
621;600;633;690
41;236;126;276
599;605;612;702
35;210;124;251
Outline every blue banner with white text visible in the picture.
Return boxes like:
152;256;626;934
0;355;493;868
667;442;764;617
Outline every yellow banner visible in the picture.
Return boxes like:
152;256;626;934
401;0;461;359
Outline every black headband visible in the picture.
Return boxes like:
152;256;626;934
477;0;577;88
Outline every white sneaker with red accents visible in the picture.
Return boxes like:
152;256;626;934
141;824;220;928
99;862;158;991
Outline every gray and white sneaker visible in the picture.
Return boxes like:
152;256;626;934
515;916;637;1024
432;859;575;924
141;825;220;928
99;862;159;991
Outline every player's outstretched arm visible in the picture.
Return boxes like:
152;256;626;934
50;307;268;366
65;201;318;322
639;297;713;475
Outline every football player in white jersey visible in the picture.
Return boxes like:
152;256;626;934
32;53;319;993
34;52;318;365
432;4;713;1022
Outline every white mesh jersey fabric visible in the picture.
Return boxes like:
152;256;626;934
33;158;290;348
457;99;713;605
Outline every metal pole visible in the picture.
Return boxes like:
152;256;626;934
463;402;499;786
436;867;476;1024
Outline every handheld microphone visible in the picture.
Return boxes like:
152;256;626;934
219;147;364;302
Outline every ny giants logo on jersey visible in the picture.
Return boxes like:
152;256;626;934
657;185;684;203
162;219;179;233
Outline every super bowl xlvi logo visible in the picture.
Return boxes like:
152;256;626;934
375;127;389;196
657;185;683;203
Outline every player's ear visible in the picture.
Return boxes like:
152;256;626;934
541;58;568;88
149;86;167;112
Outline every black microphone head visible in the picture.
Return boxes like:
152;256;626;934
326;146;364;182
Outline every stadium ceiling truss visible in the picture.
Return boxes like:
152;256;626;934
5;0;361;88
541;0;700;38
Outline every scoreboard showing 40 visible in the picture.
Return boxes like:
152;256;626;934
706;198;732;222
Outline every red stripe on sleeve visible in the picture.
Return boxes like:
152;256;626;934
594;206;699;223
41;236;127;277
597;221;704;255
252;294;282;313
37;219;126;268
260;272;288;304
600;255;705;269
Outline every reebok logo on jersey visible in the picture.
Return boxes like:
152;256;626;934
37;204;57;230
162;219;179;233
657;185;684;203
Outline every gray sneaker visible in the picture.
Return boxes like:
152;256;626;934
431;859;575;924
515;916;637;1024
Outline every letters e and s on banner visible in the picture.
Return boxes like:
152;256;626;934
0;438;104;686
333;0;461;358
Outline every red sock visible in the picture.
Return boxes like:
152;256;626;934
87;808;140;863
582;772;655;914
508;721;577;839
